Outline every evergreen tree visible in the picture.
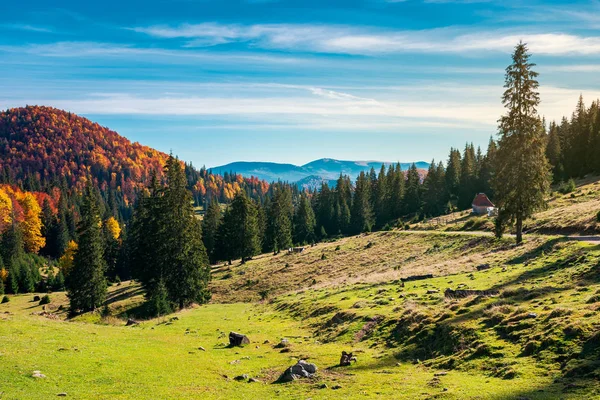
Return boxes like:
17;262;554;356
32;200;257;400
161;155;211;308
390;164;405;218
445;148;462;208
373;165;389;227
546;122;563;183
422;160;442;217
293;192;316;245
66;185;107;312
202;199;222;263
266;185;293;254
228;190;260;263
334;175;352;234
404;163;422;216
479;137;497;198
315;183;334;238
458;143;477;210
493;42;551;244
350;171;374;234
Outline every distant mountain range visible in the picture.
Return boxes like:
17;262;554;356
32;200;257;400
211;159;430;188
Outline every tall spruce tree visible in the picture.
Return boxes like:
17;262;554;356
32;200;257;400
350;171;374;234
374;165;389;227
404;163;422;216
334;175;352;235
445;148;462;208
266;185;293;254
493;42;551;244
228;190;260;263
161;155;211;308
66;185;107;312
316;183;334;238
202;199;222;264
458;143;477;210
293;192;316;245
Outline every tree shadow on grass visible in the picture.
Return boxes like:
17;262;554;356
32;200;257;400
505;237;565;266
104;285;144;307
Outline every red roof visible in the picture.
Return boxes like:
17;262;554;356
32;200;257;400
472;193;495;208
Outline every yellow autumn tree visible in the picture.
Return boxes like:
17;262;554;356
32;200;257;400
19;192;45;253
0;188;12;234
105;217;121;240
59;240;78;277
0;268;8;283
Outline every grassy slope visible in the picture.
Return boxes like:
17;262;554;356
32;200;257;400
3;224;600;398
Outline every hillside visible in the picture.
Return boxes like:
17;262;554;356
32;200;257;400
212;158;430;185
0;106;168;203
0;106;272;210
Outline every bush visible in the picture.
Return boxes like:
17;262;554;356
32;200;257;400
258;289;270;301
39;295;51;305
1;295;9;303
596;210;600;223
559;178;576;194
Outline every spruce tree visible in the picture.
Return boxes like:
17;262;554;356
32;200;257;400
293;192;316;244
161;155;211;308
316;183;334;237
267;186;293;254
202;199;222;263
493;42;551;244
422;160;440;217
458;143;477;210
404;164;422;216
334;175;352;234
350;171;374;234
546;122;564;182
374;165;389;227
66;185;107;312
228;190;260;263
445;148;461;208
479;137;497;198
390;164;405;218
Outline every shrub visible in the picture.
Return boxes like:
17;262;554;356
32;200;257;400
1;295;9;303
559;179;576;194
596;210;600;223
258;289;270;301
39;295;51;305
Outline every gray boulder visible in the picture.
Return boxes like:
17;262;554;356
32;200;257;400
278;360;318;383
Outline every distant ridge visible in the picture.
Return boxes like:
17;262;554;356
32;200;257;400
211;158;429;187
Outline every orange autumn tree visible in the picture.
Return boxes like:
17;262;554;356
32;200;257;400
18;192;45;253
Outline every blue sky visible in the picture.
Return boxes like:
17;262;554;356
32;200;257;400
2;0;600;168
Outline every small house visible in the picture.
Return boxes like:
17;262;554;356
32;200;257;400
472;193;496;216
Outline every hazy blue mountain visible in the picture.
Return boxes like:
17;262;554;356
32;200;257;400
211;158;430;186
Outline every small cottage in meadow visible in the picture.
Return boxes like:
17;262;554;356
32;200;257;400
472;193;496;216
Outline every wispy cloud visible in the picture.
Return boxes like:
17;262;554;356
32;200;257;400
0;41;305;65
2;83;595;130
0;23;54;33
130;22;600;56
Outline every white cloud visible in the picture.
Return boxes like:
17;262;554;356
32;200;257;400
0;41;304;65
130;22;600;56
